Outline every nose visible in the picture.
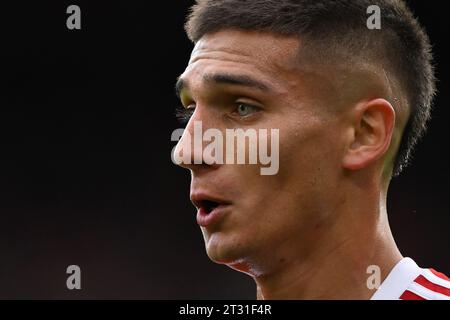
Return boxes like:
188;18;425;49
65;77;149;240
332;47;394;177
173;107;220;173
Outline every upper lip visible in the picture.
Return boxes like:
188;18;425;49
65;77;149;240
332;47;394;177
190;192;232;210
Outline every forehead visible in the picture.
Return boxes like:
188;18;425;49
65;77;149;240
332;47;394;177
183;30;301;91
190;30;300;66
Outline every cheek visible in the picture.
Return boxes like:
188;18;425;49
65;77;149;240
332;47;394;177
278;126;324;183
259;122;337;211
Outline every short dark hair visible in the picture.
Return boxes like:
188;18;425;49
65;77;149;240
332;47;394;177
185;0;436;177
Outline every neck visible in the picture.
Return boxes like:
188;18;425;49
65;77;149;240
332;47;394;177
253;189;402;300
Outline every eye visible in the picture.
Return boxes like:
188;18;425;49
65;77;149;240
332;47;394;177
175;105;196;125
234;103;261;118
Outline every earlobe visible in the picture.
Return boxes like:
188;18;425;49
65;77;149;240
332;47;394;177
342;99;396;171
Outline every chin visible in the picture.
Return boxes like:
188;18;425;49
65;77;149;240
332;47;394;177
204;231;250;266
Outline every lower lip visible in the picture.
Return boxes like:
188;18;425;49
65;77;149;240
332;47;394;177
196;204;231;227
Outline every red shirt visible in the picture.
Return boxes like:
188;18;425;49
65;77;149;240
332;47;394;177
371;258;450;300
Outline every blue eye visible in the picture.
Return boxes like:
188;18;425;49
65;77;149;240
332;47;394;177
236;103;260;117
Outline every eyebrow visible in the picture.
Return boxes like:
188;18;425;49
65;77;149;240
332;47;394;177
175;73;272;98
175;77;188;98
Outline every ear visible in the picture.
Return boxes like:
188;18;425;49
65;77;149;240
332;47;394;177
342;99;396;171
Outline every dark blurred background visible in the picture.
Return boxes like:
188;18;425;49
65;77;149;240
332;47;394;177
0;1;448;299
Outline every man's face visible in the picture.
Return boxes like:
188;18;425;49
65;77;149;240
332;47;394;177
176;30;346;273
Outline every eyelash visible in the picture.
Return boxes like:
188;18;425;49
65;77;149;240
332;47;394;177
175;106;195;125
175;102;262;125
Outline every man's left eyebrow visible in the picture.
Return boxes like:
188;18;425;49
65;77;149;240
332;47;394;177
175;77;188;98
204;73;272;92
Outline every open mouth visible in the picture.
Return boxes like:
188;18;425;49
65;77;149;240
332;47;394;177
191;194;232;227
198;200;221;214
191;194;231;215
